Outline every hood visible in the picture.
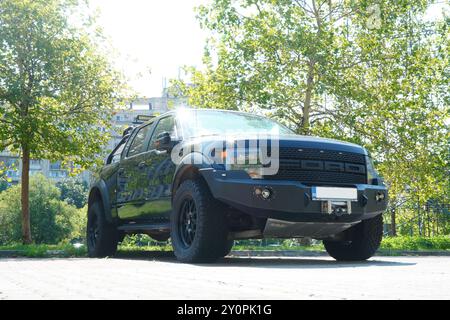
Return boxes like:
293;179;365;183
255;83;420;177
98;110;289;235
186;133;367;155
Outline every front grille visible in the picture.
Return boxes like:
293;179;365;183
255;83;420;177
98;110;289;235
266;147;367;184
278;147;365;164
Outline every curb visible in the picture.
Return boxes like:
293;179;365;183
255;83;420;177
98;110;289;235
0;249;71;258
0;250;25;257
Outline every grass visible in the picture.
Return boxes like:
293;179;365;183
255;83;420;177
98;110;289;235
1;236;449;258
0;243;87;258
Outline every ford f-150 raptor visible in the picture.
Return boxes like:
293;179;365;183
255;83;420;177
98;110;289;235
87;109;388;263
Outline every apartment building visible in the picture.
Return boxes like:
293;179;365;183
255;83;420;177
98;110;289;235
0;94;187;186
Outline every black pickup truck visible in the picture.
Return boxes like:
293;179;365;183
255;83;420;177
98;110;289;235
87;109;388;263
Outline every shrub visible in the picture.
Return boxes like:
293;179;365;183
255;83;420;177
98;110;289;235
56;178;88;209
68;205;87;241
380;236;450;251
0;174;85;245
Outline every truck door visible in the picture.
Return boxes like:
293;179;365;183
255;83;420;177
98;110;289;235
116;122;154;220
139;115;178;221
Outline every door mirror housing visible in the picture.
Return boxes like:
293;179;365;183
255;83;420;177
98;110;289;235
155;132;172;150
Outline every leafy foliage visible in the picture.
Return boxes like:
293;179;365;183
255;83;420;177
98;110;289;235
0;0;126;242
0;0;125;162
381;236;450;251
0;160;13;192
0;174;86;244
56;178;89;209
170;0;450;230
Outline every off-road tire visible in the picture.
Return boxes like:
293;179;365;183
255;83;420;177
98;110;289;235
171;179;230;263
324;214;383;261
87;201;118;258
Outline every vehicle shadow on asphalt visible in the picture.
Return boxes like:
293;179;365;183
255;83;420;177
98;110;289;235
113;251;416;268
213;257;416;269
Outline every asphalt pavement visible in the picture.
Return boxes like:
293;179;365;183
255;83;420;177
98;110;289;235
0;255;449;300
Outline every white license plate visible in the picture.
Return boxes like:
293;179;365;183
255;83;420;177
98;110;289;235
311;187;358;201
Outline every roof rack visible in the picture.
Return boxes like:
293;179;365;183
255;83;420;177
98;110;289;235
132;114;156;125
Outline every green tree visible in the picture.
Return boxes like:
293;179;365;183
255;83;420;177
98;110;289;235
311;4;449;233
0;174;83;244
0;0;125;243
0;163;10;192
171;0;449;234
56;178;88;209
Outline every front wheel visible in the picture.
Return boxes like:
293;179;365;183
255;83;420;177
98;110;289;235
171;179;230;263
324;214;383;261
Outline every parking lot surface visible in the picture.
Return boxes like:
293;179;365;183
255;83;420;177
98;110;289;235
0;255;449;299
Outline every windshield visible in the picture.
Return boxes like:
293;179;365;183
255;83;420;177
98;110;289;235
178;109;294;138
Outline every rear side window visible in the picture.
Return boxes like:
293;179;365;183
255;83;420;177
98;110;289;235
127;124;152;157
111;142;125;164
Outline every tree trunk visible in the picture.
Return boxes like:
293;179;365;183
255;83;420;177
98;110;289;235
390;208;396;236
303;61;315;134
21;145;32;244
417;198;421;236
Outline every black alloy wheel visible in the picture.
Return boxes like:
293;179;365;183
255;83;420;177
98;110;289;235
179;198;197;248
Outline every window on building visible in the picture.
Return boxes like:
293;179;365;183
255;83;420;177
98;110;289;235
30;160;41;168
48;170;67;178
6;170;19;178
50;161;62;170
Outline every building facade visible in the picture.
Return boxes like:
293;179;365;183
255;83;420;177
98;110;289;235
0;95;187;186
0;152;73;184
107;95;187;151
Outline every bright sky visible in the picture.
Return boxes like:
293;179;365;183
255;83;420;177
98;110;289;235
89;0;208;98
89;0;448;99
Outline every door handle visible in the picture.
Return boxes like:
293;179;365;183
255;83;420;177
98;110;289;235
155;150;168;155
138;161;147;169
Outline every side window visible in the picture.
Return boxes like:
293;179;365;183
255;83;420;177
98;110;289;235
127;124;152;157
110;142;126;164
148;116;177;150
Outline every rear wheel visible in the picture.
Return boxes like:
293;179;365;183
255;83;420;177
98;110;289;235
87;201;118;258
222;240;234;257
324;214;383;261
171;179;230;263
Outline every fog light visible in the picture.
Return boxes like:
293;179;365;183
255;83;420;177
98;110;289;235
375;192;385;201
261;188;272;199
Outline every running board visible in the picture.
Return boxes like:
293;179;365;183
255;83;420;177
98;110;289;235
118;222;170;233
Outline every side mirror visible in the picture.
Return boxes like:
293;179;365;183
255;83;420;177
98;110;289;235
155;132;171;150
123;127;134;137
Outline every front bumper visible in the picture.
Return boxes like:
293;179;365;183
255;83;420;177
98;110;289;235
201;169;388;224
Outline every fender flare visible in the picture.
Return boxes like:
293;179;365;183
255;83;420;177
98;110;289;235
88;179;113;224
171;152;214;198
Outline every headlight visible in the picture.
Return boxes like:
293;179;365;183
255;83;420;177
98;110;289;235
227;150;265;179
228;164;264;179
211;148;267;179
